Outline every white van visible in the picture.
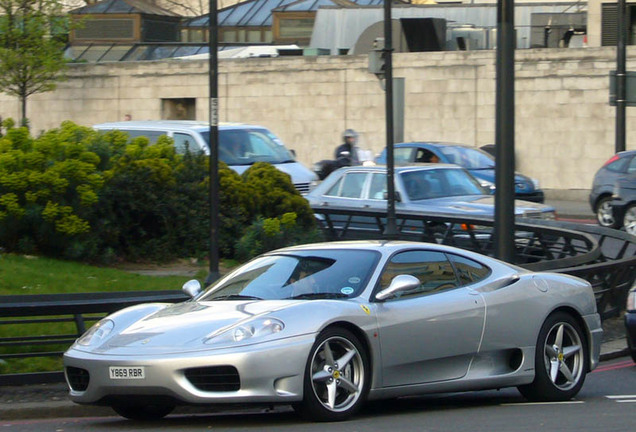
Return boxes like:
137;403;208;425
93;120;318;194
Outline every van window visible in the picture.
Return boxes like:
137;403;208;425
173;133;203;154
210;129;295;166
124;130;166;144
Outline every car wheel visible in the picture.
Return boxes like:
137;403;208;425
518;312;588;401
111;402;175;420
596;196;617;228
294;327;369;422
622;204;636;236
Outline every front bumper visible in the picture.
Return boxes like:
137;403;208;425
515;190;545;203
63;333;314;406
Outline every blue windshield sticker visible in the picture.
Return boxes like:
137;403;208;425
348;277;361;284
341;287;355;295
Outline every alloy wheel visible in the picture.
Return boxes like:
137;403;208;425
596;198;615;227
309;335;365;413
542;321;584;392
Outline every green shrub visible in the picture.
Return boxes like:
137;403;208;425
235;212;323;261
242;162;315;228
0;121;321;263
0;121;104;257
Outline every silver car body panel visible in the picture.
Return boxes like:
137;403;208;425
63;241;601;407
305;165;554;218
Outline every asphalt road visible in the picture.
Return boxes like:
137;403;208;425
2;356;635;432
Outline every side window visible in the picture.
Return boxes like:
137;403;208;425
414;149;437;163
606;157;628;173
173;133;201;154
627;156;636;173
124;130;166;144
379;250;457;300
368;173;387;200
339;173;367;198
325;177;343;197
393;148;415;163
447;253;491;286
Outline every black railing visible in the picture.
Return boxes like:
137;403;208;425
0;291;187;386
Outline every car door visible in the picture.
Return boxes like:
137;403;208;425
374;249;485;387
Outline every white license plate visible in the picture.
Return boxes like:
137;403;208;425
109;366;145;380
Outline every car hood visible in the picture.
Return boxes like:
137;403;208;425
405;195;551;216
91;300;292;353
469;169;537;191
81;299;362;355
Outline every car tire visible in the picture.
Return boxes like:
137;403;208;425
596;196;618;228
622;204;636;236
294;327;369;422
111;402;175;420
518;312;588;401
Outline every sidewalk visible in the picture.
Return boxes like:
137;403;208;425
545;199;596;222
0;316;628;421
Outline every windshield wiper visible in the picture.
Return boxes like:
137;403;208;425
210;294;263;301
289;292;349;300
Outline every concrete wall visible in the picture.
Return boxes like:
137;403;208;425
1;47;635;200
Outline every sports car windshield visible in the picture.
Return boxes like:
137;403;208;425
201;128;295;165
199;250;380;301
438;146;495;169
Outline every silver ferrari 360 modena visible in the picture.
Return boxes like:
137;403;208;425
63;241;602;422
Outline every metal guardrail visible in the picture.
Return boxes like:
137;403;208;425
0;291;188;386
1;208;634;386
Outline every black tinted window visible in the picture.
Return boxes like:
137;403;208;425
606;157;629;173
379;250;457;300
447;254;491;285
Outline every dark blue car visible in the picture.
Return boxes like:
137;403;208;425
375;142;545;203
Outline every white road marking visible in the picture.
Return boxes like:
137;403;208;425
606;395;636;403
501;401;584;406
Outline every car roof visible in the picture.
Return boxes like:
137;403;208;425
92;120;267;131
395;142;475;150
337;163;462;173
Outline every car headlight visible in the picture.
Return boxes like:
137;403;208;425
204;317;284;345
76;319;114;346
541;211;556;220
627;289;636;311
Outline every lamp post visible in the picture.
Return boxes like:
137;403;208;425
205;0;221;285
384;0;398;238
616;0;627;154
494;0;516;262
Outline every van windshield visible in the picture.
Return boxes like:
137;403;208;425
201;128;296;165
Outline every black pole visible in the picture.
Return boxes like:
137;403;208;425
384;0;398;238
616;0;627;154
205;0;221;285
494;0;516;262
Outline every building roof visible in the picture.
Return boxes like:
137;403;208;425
71;0;180;17
184;0;388;28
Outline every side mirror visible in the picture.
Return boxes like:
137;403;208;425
289;149;297;157
375;274;420;301
182;280;202;298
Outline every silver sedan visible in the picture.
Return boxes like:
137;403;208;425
63;241;601;422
